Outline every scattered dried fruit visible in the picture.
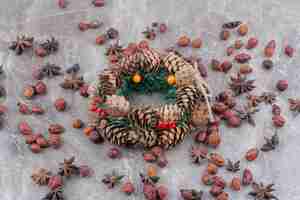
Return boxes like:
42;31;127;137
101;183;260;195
54;98;67;111
264;40;276;57
246;37;258;49
242;168;253;186
276;80;288;91
230;177;241;191
262;59;274;70
177;35;191;47
191;38;202;48
220;30;230;40
272;115;285;128
245;148;259;161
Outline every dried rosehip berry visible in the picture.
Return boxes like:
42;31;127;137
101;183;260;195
220;60;232;73
72;119;84;129
195;131;208;143
272;104;281;115
222;109;236;120
31;105;45;115
19;121;33;135
107;147;121;159
151;146;163;157
17;102;31;114
237;24;248;36
191;38;202;49
207;130;221;148
201;173;214;185
48;124;64;134
157;154;168;168
234;53;251;63
264;40;276;57
48;134;62;149
0;105;7;115
79;165;94;177
212;176;226;188
54;98;67;111
34;81;47;95
262;59;274;70
58;0;68;8
211;59;222;71
25;134;36;144
216;192;229;200
79;84;89;97
95;34;107;45
121;181;135;195
209;153;225;167
212;102;228;114
78;21;90;31
157;185;168;200
143;183;157;200
220;30;230;40
276;80;288;91
226;46;234;56
230;177;241;191
30;143;42;153
246;37;258;49
147;165;157;177
48;175;63;190
36;136;48;148
159;23;167;33
143;152;156;162
272;115;285;127
207;163;218;175
284;45;294;57
245;148;259;161
92;0;105;7
35;47;47;57
210;185;223;197
242;168;253;186
177;35;191;47
234;40;244;49
227;116;241;128
23;86;35;99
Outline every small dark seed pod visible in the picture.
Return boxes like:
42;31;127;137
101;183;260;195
222;21;242;29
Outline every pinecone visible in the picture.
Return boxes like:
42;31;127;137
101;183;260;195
97;69;120;96
191;102;210;127
163;52;193;73
156;104;182;122
105;95;130;116
175;65;197;87
119;53;140;74
103;121;139;146
157;123;190;149
176;85;201;111
138;48;161;73
128;107;158;129
137;128;157;148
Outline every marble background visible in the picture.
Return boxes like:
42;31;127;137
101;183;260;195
1;0;300;199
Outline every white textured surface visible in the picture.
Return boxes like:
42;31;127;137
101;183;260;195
1;0;300;199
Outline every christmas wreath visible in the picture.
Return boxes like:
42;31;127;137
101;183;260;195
88;42;214;149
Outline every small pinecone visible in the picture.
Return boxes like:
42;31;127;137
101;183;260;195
104;124;139;146
191;103;210;127
158;123;190;149
119;53;140;74
156;104;182;122
97;69;120;96
137;128;157;148
176;86;201;111
128;107;158;129
105;95;130;115
163;52;193;73
138;48;161;73
175;65;197;87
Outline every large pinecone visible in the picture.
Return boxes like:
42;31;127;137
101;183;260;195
137;128;157;148
176;85;201;111
163;52;193;73
138;48;161;73
156;104;182;122
157;123;190;149
119;53;140;74
103;123;139;146
128;107;158;129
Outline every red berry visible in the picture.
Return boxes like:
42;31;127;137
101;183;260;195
194;131;208;143
143;184;157;200
48;134;62;149
159;23;167;33
245;148;259;161
276;80;288;91
36;136;48;148
0;105;7;115
227;116;241;127
226;46;234;56
79;84;89;97
54;98;67;111
210;185;223;197
234;53;251;63
95;34;107;45
150;146;163;157
18;121;33;135
58;0;68;8
284;45;294;57
79;165;94;177
121;181;135;195
246;37;258;49
157;154;168;168
107;147;121;159
78;21;90;31
92;0;105;7
242;168;253;186
30;143;41;153
157;185;168;200
25;134;36;144
143;152;156;162
272;115;285;128
48;175;63;190
220;60;232;73
17;102;31;114
34;81;47;95
31;105;45;115
35;47;47;57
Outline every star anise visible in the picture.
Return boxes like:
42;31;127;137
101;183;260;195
40;37;59;55
190;146;208;165
259;92;276;105
247;94;262;107
58;156;79;177
235;104;259;126
288;98;300;113
261;133;279;152
249;182;278;200
229;72;255;96
180;189;204;200
105;40;123;56
102;171;124;189
31;168;52;185
226;159;240;172
60;74;85;90
38;63;62;79
140;173;160;185
9;35;34;55
42;187;64;200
